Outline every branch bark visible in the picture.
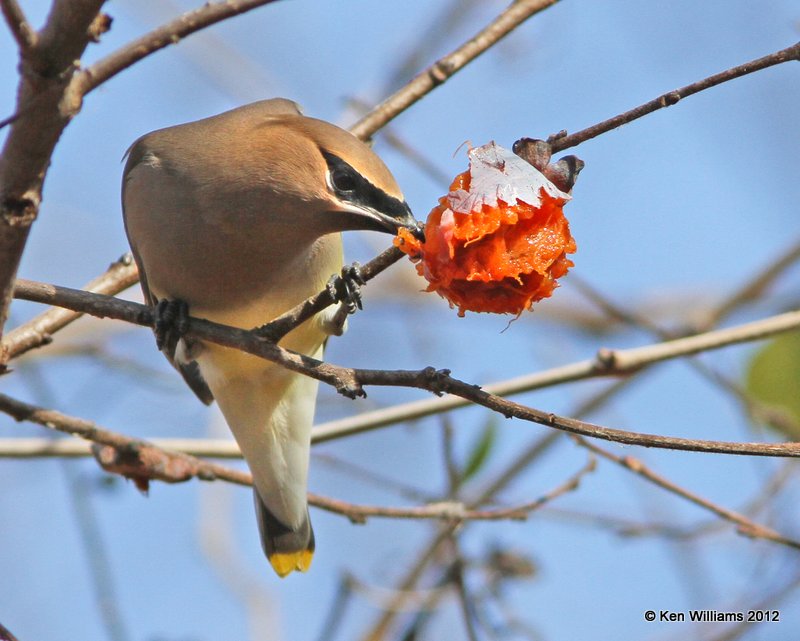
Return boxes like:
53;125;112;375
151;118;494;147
0;0;106;349
577;438;800;550
549;41;800;153
1;0;36;50
2;254;138;364
11;277;800;458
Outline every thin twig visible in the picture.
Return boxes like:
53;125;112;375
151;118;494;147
495;454;596;516
0;0;106;349
348;574;449;614
560;454;800;543
349;96;452;186
334;453;595;523
0;110;20;130
378;126;453;188
2;254;138;363
379;0;484;95
549;41;800;153
0;621;21;641
313;574;355;641
77;0;283;95
0;0;36;50
542;507;696;539
577;437;800;550
349;0;561;140
12;277;800;457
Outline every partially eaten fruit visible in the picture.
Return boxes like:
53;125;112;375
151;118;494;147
395;142;577;317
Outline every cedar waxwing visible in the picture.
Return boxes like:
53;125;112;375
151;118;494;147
122;99;416;577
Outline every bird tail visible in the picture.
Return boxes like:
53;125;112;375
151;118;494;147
254;489;315;577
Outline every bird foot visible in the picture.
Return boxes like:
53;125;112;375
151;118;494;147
154;298;190;351
327;262;366;315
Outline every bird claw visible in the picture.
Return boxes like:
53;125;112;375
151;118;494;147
327;262;366;314
154;298;190;351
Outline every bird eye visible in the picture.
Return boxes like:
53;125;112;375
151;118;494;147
331;167;358;193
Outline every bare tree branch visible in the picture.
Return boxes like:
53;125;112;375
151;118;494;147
577;438;800;550
0;391;250;485
3;341;631;457
0;621;21;641
11;277;800;457
566;460;800;543
2;254;138;363
549;41;800;153
0;0;105;348
349;0;562;140
0;0;36;50
35;2;107;72
314;370;634;445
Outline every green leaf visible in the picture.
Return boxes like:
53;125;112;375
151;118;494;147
461;420;497;482
745;331;800;438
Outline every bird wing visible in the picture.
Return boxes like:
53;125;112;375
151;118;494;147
122;144;215;405
130;232;215;405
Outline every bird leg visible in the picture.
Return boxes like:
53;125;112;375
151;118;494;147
154;298;190;352
327;262;366;314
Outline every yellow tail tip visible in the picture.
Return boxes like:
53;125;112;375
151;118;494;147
269;550;314;577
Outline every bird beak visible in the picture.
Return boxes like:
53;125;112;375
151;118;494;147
337;200;420;236
372;200;418;234
386;203;425;240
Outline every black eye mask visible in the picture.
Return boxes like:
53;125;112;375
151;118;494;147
321;150;411;224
